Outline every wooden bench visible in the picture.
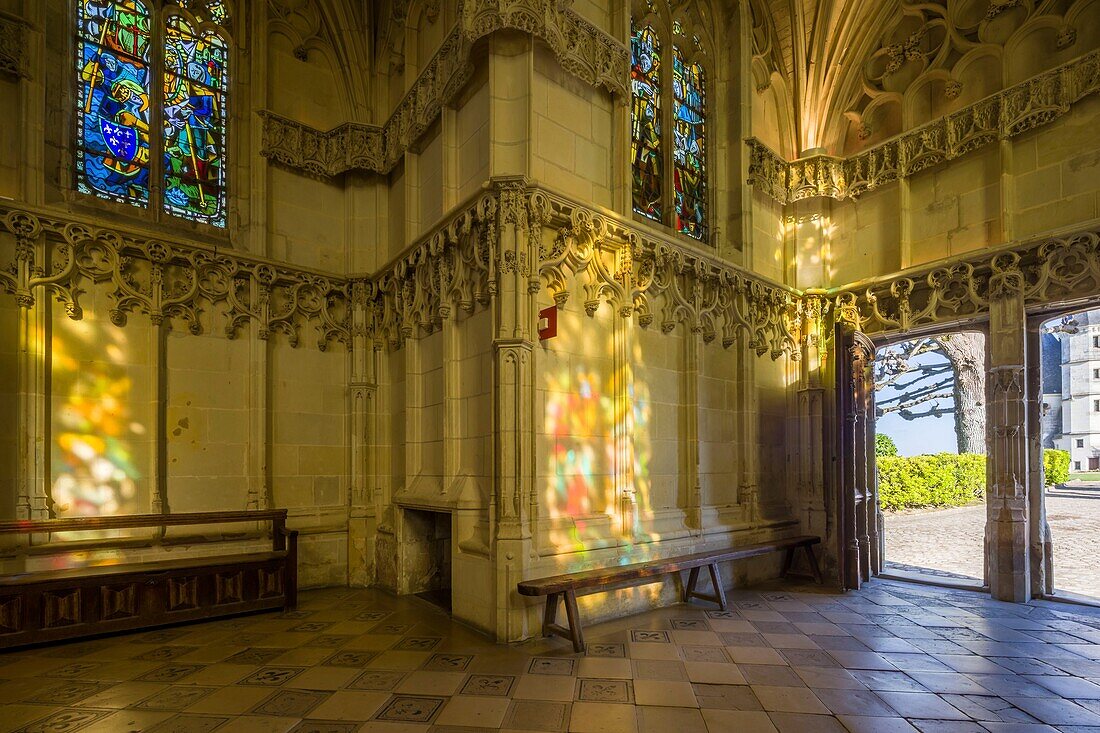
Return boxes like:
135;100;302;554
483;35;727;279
518;535;822;652
0;510;298;650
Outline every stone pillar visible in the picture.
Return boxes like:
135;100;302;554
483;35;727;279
490;177;536;643
797;294;826;538
986;255;1031;602
348;281;378;587
1025;315;1054;597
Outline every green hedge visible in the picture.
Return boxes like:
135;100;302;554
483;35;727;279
1044;449;1070;487
877;453;986;511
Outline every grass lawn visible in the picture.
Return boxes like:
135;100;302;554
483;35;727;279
1068;471;1100;481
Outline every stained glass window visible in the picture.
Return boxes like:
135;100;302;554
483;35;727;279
630;22;662;222
162;15;228;227
75;0;153;208
673;46;707;241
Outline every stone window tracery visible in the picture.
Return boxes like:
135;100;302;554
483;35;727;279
630;3;709;243
75;0;230;228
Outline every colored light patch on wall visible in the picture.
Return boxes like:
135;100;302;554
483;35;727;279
673;46;707;241
50;305;148;524
75;0;152;208
631;22;662;223
162;15;228;227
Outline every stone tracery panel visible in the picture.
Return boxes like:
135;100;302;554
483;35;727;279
747;50;1100;204
0;206;351;351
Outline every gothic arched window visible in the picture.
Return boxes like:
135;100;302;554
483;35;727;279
75;0;230;228
630;7;709;243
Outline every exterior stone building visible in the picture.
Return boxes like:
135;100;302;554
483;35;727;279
1;0;1100;646
1046;309;1100;471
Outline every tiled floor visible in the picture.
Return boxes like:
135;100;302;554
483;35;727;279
2;578;1100;732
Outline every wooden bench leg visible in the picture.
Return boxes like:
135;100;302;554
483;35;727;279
780;547;796;578
804;544;824;584
683;566;701;603
707;562;728;611
563;589;585;653
543;593;560;637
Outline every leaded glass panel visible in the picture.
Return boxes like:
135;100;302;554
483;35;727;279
631;22;662;222
673;46;707;241
75;0;153;208
162;15;228;227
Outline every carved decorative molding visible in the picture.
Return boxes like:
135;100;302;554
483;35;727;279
0;11;29;79
358;190;499;350
854;0;1093;149
536;191;802;359
0;206;351;350
748;51;1100;204
830;224;1100;335
261;0;627;178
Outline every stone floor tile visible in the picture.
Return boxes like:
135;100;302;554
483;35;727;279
78;709;175;733
1022;673;1100;698
740;665;804;687
692;682;761;710
837;715;919;732
811;687;896;716
750;685;829;714
1005;696;1100;726
725;647;787;666
792;666;865;690
631;680;696;707
699;709;777;733
394;671;466;696
636;705;705;733
766;711;848;732
629;659;686;681
576;658;631;680
626;642;681;661
850;670;927;692
763;634;819;650
502;699;570;731
186;685;275;715
906;672;993;695
977;723;1060;732
214;714;300;732
568;702;637;733
874;691;969;720
683;661;745;685
512;675;576;702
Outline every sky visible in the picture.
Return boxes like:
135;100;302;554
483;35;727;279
875;344;961;456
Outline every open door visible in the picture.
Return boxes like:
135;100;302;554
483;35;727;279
836;325;883;590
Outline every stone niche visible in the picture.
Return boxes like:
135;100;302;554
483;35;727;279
400;507;453;610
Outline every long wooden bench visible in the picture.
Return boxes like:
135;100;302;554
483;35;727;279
518;535;822;652
0;510;298;650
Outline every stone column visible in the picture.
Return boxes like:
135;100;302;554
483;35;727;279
986;255;1031;602
797;294;826;538
490;177;537;643
348;281;378;587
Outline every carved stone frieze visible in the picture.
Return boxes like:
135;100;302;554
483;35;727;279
0;206;351;350
261;0;627;179
0;11;29;79
748;51;1100;204
537;191;802;359
831;226;1100;336
359;191;499;349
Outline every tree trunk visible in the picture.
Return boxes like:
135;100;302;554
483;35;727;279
937;333;986;454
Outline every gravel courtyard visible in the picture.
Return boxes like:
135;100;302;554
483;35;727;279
883;491;1100;599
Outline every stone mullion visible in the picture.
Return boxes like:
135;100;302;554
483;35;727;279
150;320;167;514
613;310;639;540
16;259;47;522
679;330;701;533
986;278;1031;602
798;295;826;536
247;279;272;512
490;177;536;643
348;285;377;586
247;0;270;255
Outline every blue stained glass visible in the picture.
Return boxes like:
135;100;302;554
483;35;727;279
75;0;152;207
162;15;228;227
673;46;707;241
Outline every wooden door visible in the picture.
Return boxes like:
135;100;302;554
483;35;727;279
836;326;882;590
1090;457;1098;471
